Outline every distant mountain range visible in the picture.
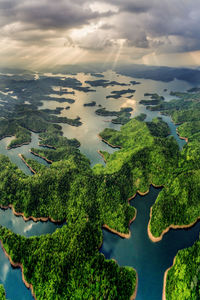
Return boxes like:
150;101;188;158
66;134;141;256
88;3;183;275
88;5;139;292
1;63;200;83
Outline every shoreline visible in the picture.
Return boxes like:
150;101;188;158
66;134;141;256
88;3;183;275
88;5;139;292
147;207;200;243
128;182;163;201
18;154;36;174
0;204;61;224
97;134;122;149
97;150;107;163
130;271;138;300
162;256;176;300
0;241;36;300
103;183;163;239
30;150;53;164
175;128;188;143
7;141;31;150
39;143;56;150
103;211;137;239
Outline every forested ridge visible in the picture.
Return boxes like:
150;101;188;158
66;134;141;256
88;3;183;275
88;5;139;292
1;80;200;299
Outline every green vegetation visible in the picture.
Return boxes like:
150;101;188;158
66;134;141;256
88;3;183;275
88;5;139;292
40;107;64;115
0;224;136;300
150;170;200;237
85;79;128;88
106;89;136;99
90;73;104;78
0;285;6;300
95;107;133;125
0;114;147;298
0;104;82;149
83;101;96;107
135;113;146;121
2;80;200;299
165;239;200;300
130;81;141;85
0;119;31;149
140;93;165;106
94;117;176;196
148;89;200;240
144;93;165;101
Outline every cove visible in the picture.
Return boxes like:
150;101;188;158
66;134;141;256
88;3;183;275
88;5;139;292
100;186;200;300
0;209;64;300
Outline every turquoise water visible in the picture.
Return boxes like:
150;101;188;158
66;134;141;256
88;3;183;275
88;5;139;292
0;71;197;299
101;187;200;300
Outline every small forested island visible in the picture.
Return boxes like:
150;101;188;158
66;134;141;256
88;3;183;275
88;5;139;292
83;101;96;107
139;93;165;106
106;88;136;99
85;79;129;87
95;107;133;124
130;80;141;85
90;73;104;78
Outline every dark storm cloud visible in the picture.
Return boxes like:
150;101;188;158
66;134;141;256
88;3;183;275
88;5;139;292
106;0;154;13
0;0;113;30
103;0;200;53
1;0;200;57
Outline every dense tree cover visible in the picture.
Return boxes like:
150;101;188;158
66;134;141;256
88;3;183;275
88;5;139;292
0;285;6;300
150;170;200;237
85;79;128;87
94;117;177;196
140;93;165;106
0;104;82;149
0;74;94;110
106;89;136;99
95;107;133;125
130;81;141;85
1;90;199;299
165;239;200;300
0;224;136;300
0;119;31;148
148;90;200;241
40;107;64;115
83;101;96;107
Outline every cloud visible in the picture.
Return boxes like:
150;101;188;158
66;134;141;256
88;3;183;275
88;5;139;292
1;0;200;68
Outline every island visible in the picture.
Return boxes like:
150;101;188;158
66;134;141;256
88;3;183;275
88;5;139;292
106;89;136;99
83;101;96;107
85;79;129;88
95;107;133;124
90;73;104;78
130;81;141;85
140;93;165;106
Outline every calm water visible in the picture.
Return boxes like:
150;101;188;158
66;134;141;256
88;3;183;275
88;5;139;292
0;71;198;299
0;211;63;300
101;187;200;300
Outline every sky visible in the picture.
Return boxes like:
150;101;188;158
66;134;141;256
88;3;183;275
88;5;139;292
1;0;200;70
